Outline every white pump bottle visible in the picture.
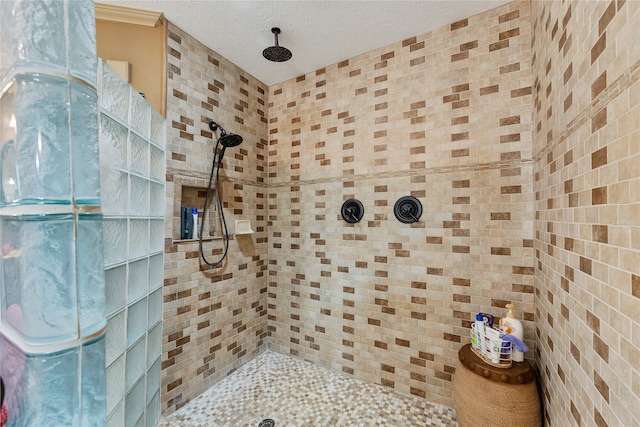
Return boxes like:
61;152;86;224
501;303;524;362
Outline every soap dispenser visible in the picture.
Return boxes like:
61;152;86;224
501;303;524;362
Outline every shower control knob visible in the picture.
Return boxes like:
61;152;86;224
394;196;423;223
341;199;364;223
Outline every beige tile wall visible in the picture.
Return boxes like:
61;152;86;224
162;23;269;413
267;1;534;407
161;0;640;419
532;0;640;425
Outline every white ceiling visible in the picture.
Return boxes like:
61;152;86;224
99;0;511;86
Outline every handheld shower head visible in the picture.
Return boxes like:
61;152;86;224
200;120;245;267
220;133;243;148
209;121;243;147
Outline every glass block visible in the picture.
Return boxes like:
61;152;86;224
125;377;145;427
129;132;149;178
0;336;79;427
150;109;165;149
97;60;104;99
67;0;97;86
77;213;106;336
105;264;126;316
106;310;126;366
149;182;164;217
146;357;161;404
103;218;128;267
149;145;164;182
134;413;146;427
99;113;128;170
0;334;25;422
129;175;149;216
130;92;151;139
11;74;72;205
81;334;107;426
0;253;3;318
127;297;147;347
101;64;130;123
71;81;100;205
148;253;163;292
147;288;162;328
0;139;20;206
127;257;148;303
129;219;149;259
1;213;77;344
101;170;128;216
125;336;146;392
0;1;13;79
149;219;164;254
147;322;161;367
1;87;18;205
106;355;125;415
146;391;160;427
0;0;67;77
107;401;124;427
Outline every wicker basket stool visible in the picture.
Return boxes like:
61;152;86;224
453;344;541;427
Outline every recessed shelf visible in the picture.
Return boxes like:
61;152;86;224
172;175;221;243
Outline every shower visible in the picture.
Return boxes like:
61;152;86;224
213;122;243;149
263;27;292;62
199;121;243;266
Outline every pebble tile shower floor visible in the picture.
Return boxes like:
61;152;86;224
158;351;457;427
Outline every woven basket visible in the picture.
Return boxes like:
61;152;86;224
453;345;541;427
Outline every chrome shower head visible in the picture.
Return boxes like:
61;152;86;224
263;27;292;62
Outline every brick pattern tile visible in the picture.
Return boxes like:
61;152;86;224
163;23;269;413
266;1;534;408
531;0;640;425
160;0;640;421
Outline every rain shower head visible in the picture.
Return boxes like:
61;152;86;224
263;27;292;62
209;121;243;147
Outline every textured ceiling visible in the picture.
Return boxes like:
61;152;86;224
98;0;511;86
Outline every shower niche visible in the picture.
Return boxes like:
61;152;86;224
172;176;221;242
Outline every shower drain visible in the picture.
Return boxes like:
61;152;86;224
258;419;275;427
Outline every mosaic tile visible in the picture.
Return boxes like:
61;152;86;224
159;351;456;427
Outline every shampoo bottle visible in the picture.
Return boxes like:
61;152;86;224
181;206;192;239
192;208;198;239
472;313;485;350
501;303;524;362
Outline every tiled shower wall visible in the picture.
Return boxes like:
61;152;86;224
531;1;640;426
267;1;534;406
162;23;269;413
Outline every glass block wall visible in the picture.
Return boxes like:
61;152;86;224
99;61;165;427
0;0;106;426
